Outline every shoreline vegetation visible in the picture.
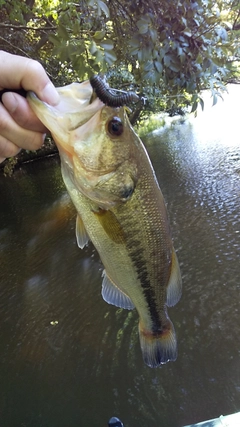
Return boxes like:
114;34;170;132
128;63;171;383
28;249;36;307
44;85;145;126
0;137;58;176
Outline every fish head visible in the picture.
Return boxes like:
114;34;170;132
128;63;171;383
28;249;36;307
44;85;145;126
72;105;139;207
28;81;140;208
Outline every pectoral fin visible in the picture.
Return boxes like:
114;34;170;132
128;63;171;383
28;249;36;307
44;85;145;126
166;249;182;307
75;214;89;249
102;270;135;310
93;209;125;244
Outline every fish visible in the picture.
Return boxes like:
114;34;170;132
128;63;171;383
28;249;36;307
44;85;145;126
27;81;182;368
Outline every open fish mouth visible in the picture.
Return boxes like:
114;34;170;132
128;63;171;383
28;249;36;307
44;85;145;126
27;81;105;140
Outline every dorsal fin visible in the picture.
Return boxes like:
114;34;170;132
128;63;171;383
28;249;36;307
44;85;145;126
102;270;135;310
75;214;89;249
166;249;182;307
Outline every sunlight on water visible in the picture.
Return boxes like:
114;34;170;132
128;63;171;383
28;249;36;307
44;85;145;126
191;84;240;148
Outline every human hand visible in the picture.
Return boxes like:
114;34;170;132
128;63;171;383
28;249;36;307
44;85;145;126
0;51;60;163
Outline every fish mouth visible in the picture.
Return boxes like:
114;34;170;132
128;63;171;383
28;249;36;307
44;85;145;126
27;82;104;153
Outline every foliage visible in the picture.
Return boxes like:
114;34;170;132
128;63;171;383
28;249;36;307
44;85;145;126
3;156;18;177
0;0;239;113
137;114;166;138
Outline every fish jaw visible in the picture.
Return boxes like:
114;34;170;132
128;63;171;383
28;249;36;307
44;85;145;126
27;81;104;157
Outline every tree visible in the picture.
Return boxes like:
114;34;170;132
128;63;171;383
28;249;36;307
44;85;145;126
0;0;239;114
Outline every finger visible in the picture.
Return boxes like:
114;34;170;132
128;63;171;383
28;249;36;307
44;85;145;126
2;92;48;132
0;51;59;105
0;135;21;159
0;103;46;151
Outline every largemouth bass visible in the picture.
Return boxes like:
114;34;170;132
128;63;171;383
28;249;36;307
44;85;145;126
27;81;182;368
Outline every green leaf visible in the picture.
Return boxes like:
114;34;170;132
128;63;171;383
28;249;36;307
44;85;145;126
98;0;109;17
183;29;192;37
154;60;163;73
137;20;149;34
223;21;233;30
48;34;61;46
68;42;85;57
169;62;180;72
191;100;198;113
181;17;187;27
149;28;157;43
129;37;140;48
100;39;114;50
93;30;106;40
199;97;204;111
59;45;69;62
129;47;139;55
95;49;104;63
138;49;143;62
164;55;171;67
89;41;98;55
217;27;228;42
58;23;69;41
143;61;152;72
73;20;80;35
212;93;218;106
104;50;117;65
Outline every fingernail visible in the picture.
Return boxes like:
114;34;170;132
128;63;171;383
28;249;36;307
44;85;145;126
41;82;60;106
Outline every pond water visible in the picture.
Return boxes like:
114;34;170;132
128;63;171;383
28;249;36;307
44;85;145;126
0;85;240;427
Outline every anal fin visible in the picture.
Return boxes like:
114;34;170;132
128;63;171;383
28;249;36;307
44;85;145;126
166;249;182;307
102;270;135;310
76;214;89;249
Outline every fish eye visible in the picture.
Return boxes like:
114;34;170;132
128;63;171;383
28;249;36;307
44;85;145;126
107;117;124;137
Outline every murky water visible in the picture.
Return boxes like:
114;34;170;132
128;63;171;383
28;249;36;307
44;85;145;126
0;86;240;427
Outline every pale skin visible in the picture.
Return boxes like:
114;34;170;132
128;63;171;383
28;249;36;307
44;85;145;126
0;51;60;163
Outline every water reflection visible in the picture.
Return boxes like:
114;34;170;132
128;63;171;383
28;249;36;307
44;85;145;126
0;87;240;427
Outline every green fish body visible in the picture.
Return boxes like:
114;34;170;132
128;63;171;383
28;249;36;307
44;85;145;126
28;82;182;367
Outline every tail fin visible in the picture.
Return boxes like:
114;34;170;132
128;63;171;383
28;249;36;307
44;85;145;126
138;319;177;368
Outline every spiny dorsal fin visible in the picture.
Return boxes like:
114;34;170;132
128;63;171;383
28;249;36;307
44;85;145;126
166;249;182;307
102;270;135;310
75;214;89;249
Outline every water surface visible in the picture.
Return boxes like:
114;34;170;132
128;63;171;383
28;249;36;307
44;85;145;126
0;86;239;427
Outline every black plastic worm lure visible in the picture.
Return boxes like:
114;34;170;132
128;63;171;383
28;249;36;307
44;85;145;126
90;75;140;107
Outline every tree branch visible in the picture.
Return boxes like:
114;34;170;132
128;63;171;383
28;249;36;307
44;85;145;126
0;35;32;57
0;23;56;31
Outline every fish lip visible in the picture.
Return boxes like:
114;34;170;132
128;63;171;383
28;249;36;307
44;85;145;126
27;84;105;133
27;90;60;119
